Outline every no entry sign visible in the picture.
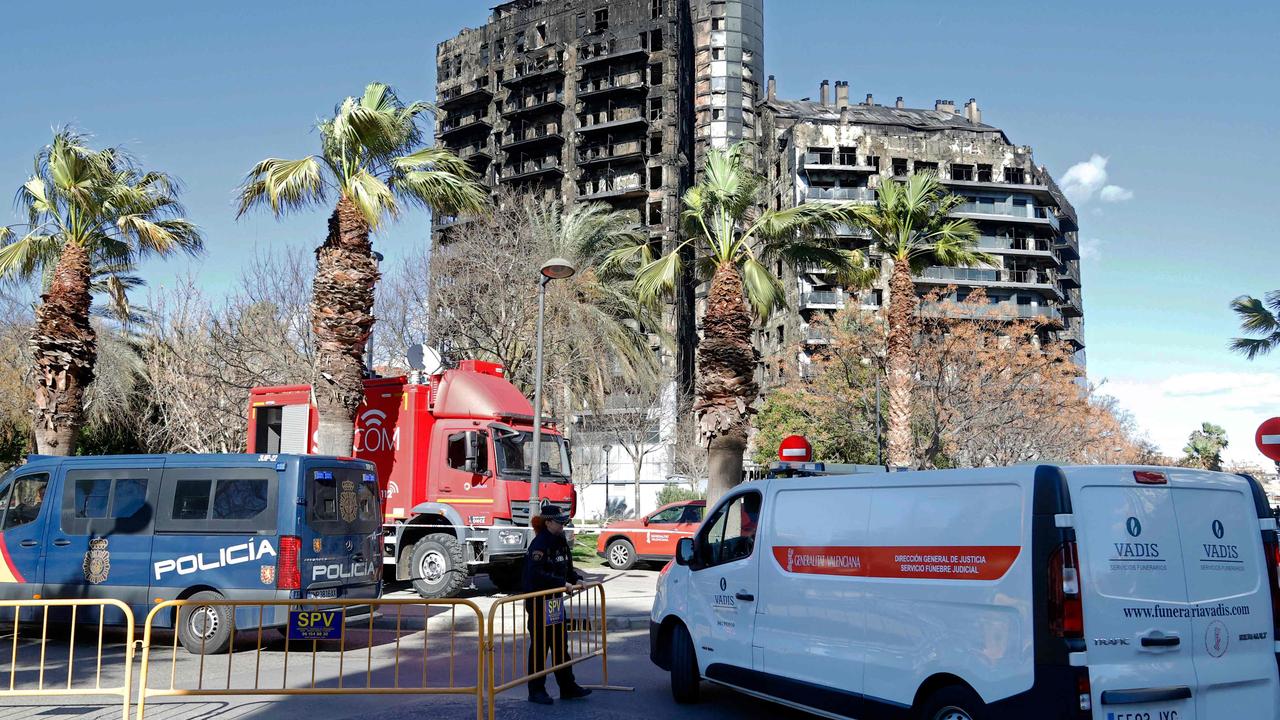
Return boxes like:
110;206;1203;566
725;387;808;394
1256;417;1280;462
778;434;813;462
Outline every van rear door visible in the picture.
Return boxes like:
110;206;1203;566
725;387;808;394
300;465;382;599
1167;471;1279;717
1070;467;1199;720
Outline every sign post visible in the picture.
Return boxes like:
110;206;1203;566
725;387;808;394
1255;418;1280;463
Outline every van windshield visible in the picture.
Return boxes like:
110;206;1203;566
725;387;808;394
307;468;381;535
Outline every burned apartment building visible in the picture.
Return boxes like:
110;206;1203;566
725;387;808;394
432;0;764;389
757;79;1085;384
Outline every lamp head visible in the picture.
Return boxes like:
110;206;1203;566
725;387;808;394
540;258;577;280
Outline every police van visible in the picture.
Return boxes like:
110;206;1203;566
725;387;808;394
0;454;382;654
650;465;1280;719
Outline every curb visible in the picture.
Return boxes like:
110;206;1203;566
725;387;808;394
605;615;650;632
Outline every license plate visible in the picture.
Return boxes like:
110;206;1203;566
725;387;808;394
307;588;339;599
1107;709;1180;720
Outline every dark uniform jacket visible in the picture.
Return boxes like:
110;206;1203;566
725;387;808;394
522;528;582;593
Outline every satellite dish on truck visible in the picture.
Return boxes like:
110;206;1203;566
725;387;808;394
407;344;443;375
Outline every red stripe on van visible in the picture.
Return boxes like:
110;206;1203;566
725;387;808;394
0;537;26;583
772;545;1020;581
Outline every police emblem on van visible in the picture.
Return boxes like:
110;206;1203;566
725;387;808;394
260;565;275;585
339;480;359;523
83;538;110;584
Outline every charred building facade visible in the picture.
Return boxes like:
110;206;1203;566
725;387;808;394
434;0;764;390
757;81;1085;384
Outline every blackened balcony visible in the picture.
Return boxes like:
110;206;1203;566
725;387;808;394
577;37;648;67
803;152;876;173
501;92;565;118
1059;262;1081;289
799;291;845;310
576;109;648;134
916;266;1059;293
576;140;644;167
502;58;565;87
501;126;565;150
919;301;1064;326
438;112;492;140
577;72;647;100
805;186;875;202
438;84;494;111
577;178;646;200
499;157;564;183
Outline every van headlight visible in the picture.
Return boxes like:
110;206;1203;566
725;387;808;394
498;530;524;546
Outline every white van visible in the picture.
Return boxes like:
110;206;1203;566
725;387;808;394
649;465;1280;719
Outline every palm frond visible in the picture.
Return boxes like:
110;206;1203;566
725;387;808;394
1232;295;1278;333
633;251;683;306
236;156;327;218
345;169;399;228
740;256;785;319
1229;335;1280;360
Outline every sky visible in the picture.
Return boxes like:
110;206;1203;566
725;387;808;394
1;1;1277;464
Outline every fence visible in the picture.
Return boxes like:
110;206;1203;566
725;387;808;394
135;597;485;720
0;598;136;720
485;582;628;720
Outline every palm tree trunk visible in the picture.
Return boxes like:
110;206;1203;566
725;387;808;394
312;197;379;455
29;242;95;456
697;264;759;506
885;259;916;467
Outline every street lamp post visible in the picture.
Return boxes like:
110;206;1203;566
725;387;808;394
601;444;612;519
529;258;577;512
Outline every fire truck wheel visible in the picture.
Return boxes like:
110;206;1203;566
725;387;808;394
605;538;637;570
177;591;233;655
487;562;524;594
410;533;467;599
670;623;700;704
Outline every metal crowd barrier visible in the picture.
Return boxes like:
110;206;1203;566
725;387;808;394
135;597;486;720
0;598;135;720
484;582;628;720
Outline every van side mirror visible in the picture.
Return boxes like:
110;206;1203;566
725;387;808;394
642;516;650;526
463;431;481;473
675;538;695;567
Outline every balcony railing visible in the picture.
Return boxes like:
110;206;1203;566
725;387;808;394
804;326;832;344
578;37;648;66
501;92;565;116
499;157;563;182
503;58;564;85
578;179;644;199
439;112;492;136
977;235;1053;253
919;267;1056;286
919;301;1064;324
803;152;868;169
799;291;845;308
438;83;494;109
577;110;647;132
501;125;564;147
1059;262;1081;288
953;202;1061;230
578;72;646;96
805;186;875;202
576;140;644;164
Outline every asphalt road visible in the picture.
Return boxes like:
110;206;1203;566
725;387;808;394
0;564;808;720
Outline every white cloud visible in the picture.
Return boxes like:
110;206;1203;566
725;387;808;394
1101;371;1280;465
1079;238;1103;260
1099;185;1134;203
1061;154;1132;205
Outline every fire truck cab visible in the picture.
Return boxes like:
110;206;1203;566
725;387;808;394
247;360;576;598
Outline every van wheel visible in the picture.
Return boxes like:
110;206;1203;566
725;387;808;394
670;623;700;704
918;686;987;720
606;539;636;570
487;562;524;594
410;534;466;599
178;591;233;655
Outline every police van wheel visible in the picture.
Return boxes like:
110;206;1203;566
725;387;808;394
606;539;636;570
178;591;233;655
917;685;987;720
670;623;700;704
410;534;466;599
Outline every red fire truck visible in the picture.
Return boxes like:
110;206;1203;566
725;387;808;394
246;360;576;598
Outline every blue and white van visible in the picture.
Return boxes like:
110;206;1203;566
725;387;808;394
0;454;382;653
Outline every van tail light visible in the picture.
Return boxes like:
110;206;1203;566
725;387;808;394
1134;470;1167;484
278;535;301;590
1264;539;1280;633
1049;541;1083;638
570;488;578;519
1076;671;1092;718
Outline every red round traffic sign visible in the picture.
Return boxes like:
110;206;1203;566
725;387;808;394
778;434;813;462
1256;417;1280;462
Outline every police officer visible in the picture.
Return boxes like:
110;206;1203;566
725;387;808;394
522;504;592;705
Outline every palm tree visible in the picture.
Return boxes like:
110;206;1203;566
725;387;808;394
237;82;488;454
1230;291;1280;360
529;200;663;399
0;130;202;454
853;172;990;468
617;143;867;503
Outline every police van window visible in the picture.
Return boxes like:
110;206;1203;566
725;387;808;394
307;468;381;535
112;479;148;518
698;492;761;567
75;478;112;518
172;480;211;520
213;479;268;520
2;474;49;531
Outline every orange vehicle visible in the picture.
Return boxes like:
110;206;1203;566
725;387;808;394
595;500;705;570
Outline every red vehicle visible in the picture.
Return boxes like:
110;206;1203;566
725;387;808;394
246;360;575;598
595;500;705;570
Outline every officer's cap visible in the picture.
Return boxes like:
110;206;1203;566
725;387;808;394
539;504;570;523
